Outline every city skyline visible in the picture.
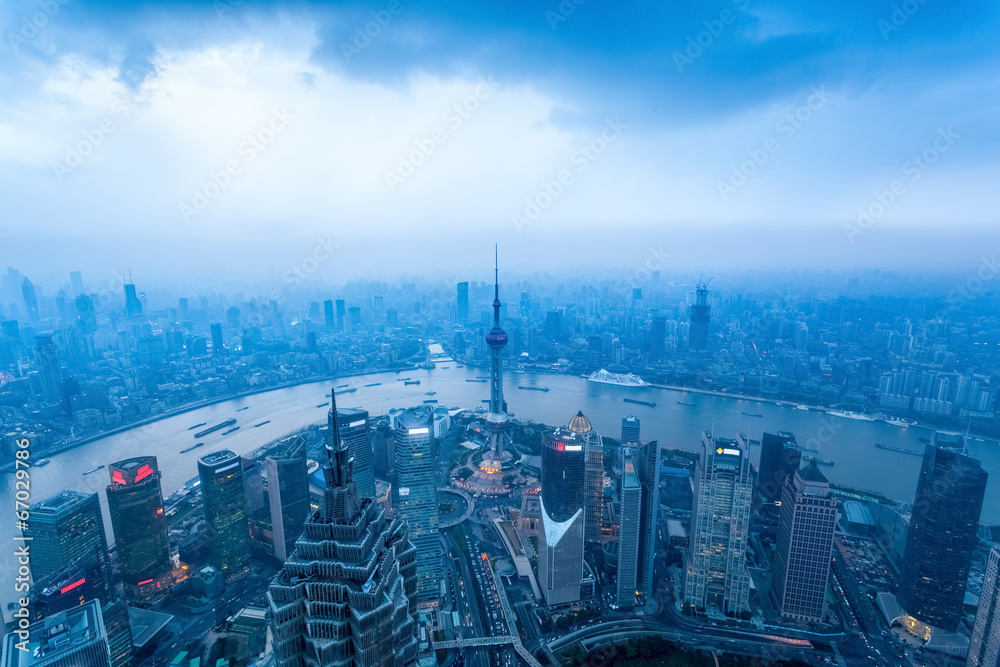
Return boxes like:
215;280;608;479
1;2;999;665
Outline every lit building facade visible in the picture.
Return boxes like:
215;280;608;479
684;431;752;616
106;456;173;602
772;463;837;624
899;446;987;633
198;450;252;582
538;427;586;606
393;405;441;605
268;403;418;667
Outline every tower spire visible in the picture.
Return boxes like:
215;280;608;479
493;243;500;326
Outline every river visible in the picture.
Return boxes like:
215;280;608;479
2;358;998;609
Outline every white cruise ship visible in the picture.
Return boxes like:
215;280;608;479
588;369;647;387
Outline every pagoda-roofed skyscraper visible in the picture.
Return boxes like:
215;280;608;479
267;387;418;667
482;246;512;473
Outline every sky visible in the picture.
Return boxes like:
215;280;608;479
1;0;998;287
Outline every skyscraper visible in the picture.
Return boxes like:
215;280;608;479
394;405;441;605
76;294;97;333
265;437;310;562
689;280;711;352
34;334;62;403
899;446;987;633
635;440;661;601
268;401;418;667
335;298;346;329
650;316;666;355
969;545;1000;667
27;491;113;595
25;559;135;667
757;431;801;505
106;457;173;602
484;249;511;466
70;270;85;296
684;431;752;616
567;411;603;543
198;450;252;582
330;404;375;499
123;278;142;318
538;426;586;606
21;277;39;322
457;281;469;322
616;447;642;607
621;415;640;446
323;299;335;327
210;322;224;354
2;600;112;667
372;417;395;481
771;463;837;624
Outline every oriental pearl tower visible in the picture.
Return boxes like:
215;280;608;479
482;246;511;472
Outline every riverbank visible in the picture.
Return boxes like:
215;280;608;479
1;366;416;473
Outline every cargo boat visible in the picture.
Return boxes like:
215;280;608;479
188;422;206;430
180;442;205;453
35;458;50;466
677;401;696;406
404;380;421;385
518;386;549;392
466;379;487;383
237;406;249;412
365;382;381;387
335;387;357;395
83;465;105;475
803;456;834;466
222;427;240;435
194;419;237;438
875;443;922;456
255;421;270;427
741;412;763;418
623;398;656;407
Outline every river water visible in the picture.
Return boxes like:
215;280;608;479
2;359;998;608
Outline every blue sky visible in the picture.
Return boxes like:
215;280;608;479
1;0;998;283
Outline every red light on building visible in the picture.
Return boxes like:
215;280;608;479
59;578;86;595
137;578;154;586
135;464;153;482
112;470;126;485
557;442;564;451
